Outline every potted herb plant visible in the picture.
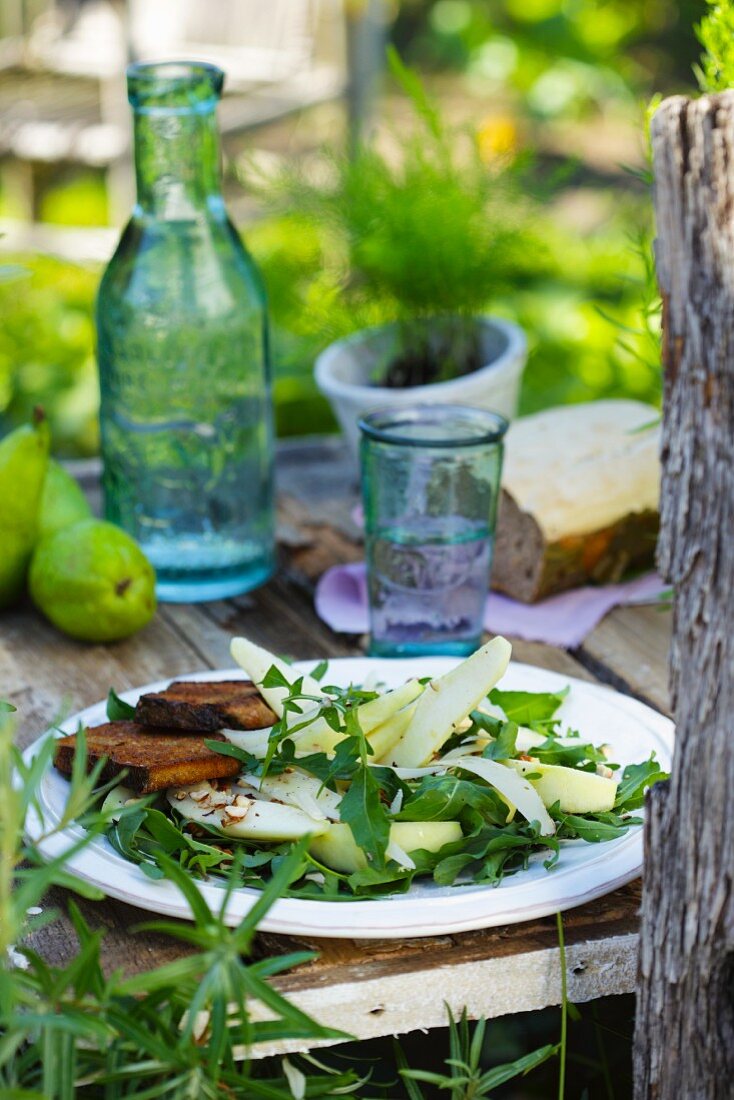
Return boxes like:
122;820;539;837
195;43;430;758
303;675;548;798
264;51;540;452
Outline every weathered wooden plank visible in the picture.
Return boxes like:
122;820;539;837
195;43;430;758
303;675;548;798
508;638;596;681
577;604;672;714
3;577;360;750
24;880;640;978
157;575;362;674
250;933;638;1057
3;599;207;750
23;878;640;1058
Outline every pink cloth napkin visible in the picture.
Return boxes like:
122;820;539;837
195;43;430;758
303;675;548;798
314;562;666;648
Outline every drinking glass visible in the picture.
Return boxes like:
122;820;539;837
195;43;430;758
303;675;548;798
359;405;507;657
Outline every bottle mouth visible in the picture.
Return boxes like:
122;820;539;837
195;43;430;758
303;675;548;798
127;61;224;114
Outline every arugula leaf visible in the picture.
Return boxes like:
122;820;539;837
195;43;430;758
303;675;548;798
338;764;391;870
261;664;294;690
488;686;569;729
106;688;136;721
614;757;669;811
552;808;641;843
204;739;260;771
467;710;504;739
310;660;329;682
370;765;411;807
530;736;609;770
432;821;547;886
347;865;415;895
397;774;506;824
204;738;290;776
439;726;484;755
480;720;519;761
297;737;362;785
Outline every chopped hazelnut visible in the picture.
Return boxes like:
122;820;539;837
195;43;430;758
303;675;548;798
222;805;249;820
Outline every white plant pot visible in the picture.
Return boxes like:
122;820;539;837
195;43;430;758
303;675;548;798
314;317;527;455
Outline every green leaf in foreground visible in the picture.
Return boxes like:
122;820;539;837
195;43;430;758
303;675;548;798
338;763;391;870
614;756;669;811
399;1005;558;1097
106;688;136;721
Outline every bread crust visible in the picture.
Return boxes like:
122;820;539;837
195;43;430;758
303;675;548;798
492;489;659;603
53;721;240;793
134;680;276;732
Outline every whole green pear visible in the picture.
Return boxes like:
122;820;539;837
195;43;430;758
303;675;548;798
38;460;92;540
0;414;50;609
30;519;156;642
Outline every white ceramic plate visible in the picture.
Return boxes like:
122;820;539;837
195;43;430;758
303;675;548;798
23;658;673;939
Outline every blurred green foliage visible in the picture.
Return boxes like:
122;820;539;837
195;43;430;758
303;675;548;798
254;48;551;387
0;255;99;456
394;0;703;106
0;193;662;453
253;195;660;430
0;0;709;452
39;172;110;227
696;1;734;91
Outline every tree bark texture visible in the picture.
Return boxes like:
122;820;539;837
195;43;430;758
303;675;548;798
634;93;734;1098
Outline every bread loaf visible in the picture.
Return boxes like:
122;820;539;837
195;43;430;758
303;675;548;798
492;400;660;603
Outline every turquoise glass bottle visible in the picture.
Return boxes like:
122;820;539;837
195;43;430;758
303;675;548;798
96;62;275;602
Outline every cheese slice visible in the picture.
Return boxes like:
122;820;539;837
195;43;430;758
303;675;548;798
502;400;660;541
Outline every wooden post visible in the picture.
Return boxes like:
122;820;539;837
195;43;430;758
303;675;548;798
634;92;734;1098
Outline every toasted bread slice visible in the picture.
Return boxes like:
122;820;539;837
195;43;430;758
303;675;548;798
134;680;276;733
53;721;240;794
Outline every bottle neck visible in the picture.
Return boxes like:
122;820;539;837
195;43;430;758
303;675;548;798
132;106;223;219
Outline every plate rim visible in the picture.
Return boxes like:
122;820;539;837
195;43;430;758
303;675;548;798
23;657;674;939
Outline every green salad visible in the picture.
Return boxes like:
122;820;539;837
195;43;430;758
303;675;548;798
98;636;668;900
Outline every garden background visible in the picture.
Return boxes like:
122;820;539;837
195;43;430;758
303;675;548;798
0;0;706;456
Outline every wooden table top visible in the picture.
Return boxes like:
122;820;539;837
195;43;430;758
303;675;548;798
5;436;672;1056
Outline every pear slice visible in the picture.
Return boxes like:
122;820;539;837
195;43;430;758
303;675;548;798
295;678;424;754
101;784;142;822
452;756;555;836
230;637;325;717
168;781;328;841
309;821;462;874
222;727;273;758
241;768;341;821
388;637;512;768
222;695;419;765
369;700;419;761
504;759;618;814
357;678;423;734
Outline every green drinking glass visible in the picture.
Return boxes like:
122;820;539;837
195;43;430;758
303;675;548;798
359;404;507;657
